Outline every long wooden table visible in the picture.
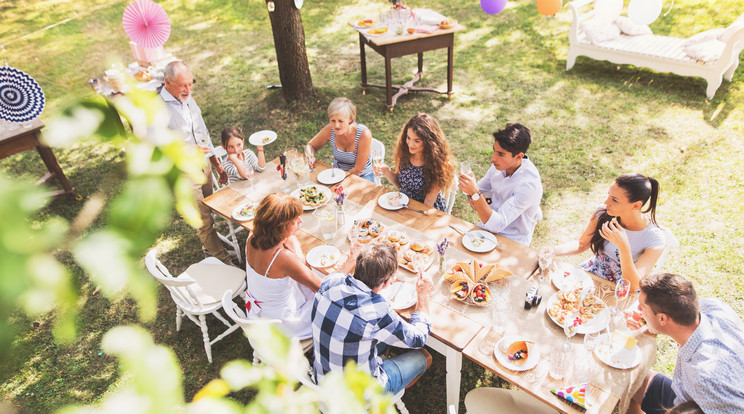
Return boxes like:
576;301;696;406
203;159;654;413
353;23;466;111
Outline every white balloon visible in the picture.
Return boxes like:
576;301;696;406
594;0;623;23
628;0;663;26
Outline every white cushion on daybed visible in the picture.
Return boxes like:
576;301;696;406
684;39;725;63
581;19;621;44
615;16;652;36
683;28;725;47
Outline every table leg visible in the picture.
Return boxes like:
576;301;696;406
35;140;74;196
359;35;368;95
385;52;393;110
447;42;454;99
446;347;463;414
417;52;424;76
426;336;464;414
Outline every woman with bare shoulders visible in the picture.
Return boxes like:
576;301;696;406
305;97;375;182
244;193;356;339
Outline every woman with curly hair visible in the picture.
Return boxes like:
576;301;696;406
374;113;455;212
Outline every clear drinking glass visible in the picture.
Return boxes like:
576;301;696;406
460;161;472;175
492;303;511;335
372;149;384;177
289;153;309;188
537;250;554;284
549;348;567;381
584;331;600;353
610;278;631;315
315;205;337;241
245;167;255;191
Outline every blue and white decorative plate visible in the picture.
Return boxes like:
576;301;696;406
0;66;45;123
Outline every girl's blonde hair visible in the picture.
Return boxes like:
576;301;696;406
327;97;356;122
250;193;303;250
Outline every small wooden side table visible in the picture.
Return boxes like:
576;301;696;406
0;119;75;197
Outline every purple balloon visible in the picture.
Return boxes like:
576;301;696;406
481;0;508;14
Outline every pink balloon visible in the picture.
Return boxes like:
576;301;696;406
481;0;508;15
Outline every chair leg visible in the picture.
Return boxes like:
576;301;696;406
395;399;410;414
176;306;183;331
199;314;213;363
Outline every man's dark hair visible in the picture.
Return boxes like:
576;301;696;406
354;243;398;290
640;273;699;326
493;123;531;157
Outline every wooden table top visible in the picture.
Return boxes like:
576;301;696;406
203;158;654;413
351;22;467;47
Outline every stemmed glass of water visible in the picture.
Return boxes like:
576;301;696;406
610;278;630;316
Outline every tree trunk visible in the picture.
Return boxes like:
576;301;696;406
265;0;314;102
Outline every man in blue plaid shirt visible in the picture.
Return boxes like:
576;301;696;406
311;243;434;394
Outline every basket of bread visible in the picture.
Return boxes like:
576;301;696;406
443;259;512;306
439;19;456;30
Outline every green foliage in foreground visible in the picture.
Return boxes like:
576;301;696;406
1;0;743;412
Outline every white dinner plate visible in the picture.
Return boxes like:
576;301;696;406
462;230;499;253
248;130;277;146
379;282;417;310
494;335;540;372
377;192;409;211
593;333;642;369
551;261;594;293
545;292;611;335
317;168;345;185
232;201;257;221
290;184;332;211
306;245;341;269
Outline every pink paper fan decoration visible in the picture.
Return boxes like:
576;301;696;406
122;0;171;49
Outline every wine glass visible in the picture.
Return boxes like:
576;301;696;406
305;145;316;171
459;161;472;195
372;149;384;178
289;152;309;188
583;331;600;353
561;311;580;352
537;249;554;284
245;166;255;191
610;278;630;316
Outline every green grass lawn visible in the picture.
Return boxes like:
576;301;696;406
1;0;743;412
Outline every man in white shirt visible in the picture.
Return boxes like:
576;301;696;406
159;61;232;265
458;123;543;246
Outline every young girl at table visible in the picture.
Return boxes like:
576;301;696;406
243;193;358;339
305;97;375;182
374;113;455;212
543;173;667;290
220;127;266;183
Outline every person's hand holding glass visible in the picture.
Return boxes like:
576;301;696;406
305;144;316;172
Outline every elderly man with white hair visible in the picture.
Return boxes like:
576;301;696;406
159;60;232;265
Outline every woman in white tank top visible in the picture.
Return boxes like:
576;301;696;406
244;193;358;339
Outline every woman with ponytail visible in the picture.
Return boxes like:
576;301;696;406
544;173;666;290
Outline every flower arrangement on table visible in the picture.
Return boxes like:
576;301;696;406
436;238;450;272
333;185;346;206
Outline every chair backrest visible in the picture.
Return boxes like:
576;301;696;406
211;145;229;191
444;174;458;215
371;138;385;185
145;249;206;308
655;226;680;271
221;290;282;331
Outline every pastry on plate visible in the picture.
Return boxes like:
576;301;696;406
470;283;491;306
506;340;533;365
450;280;470;301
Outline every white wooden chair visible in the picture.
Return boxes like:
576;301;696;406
464;387;556;414
210;145;245;263
444;174;459;214
144;249;247;363
221;289;313;364
371;138;385;186
655;226;680;271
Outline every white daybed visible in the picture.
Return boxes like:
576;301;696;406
566;0;744;99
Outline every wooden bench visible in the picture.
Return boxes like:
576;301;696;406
566;0;744;99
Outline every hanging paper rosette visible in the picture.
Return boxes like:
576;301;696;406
0;66;45;123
